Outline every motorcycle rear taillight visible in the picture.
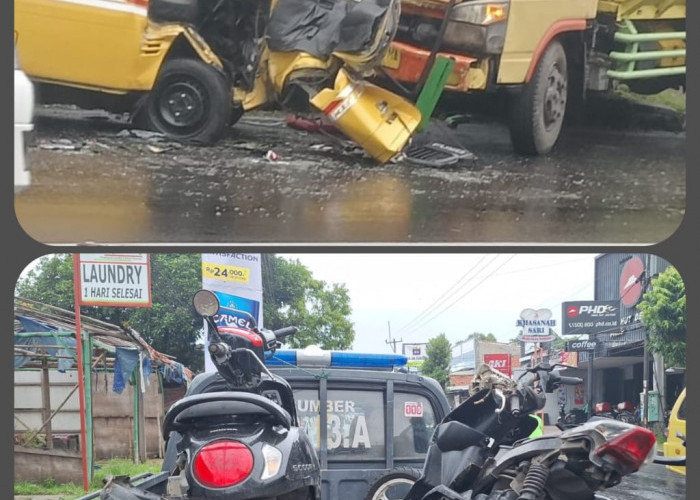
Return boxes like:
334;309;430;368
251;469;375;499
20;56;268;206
594;427;656;474
192;440;254;488
595;402;611;413
616;401;634;412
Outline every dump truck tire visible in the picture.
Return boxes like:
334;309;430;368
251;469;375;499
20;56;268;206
509;39;568;155
146;58;231;145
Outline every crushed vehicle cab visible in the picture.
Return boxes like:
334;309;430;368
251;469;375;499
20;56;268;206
380;0;686;154
14;0;422;162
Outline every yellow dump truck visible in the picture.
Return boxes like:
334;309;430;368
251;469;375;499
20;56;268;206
382;0;686;154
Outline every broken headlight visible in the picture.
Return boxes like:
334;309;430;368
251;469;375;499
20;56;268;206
442;1;509;55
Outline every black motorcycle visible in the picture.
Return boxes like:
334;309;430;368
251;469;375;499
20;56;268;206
98;289;321;500
556;401;587;430
591;401;639;425
403;363;657;500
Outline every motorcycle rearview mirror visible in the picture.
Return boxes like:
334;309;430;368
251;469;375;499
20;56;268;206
193;289;220;317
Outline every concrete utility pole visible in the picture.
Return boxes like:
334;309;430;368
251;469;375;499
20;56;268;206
642;253;651;428
386;321;402;353
587;339;595;421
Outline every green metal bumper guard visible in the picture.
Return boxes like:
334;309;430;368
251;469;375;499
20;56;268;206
607;18;685;80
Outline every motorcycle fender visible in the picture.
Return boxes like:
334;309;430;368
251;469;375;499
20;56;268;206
309;68;422;163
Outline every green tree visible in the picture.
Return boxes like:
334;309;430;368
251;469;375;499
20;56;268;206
421;333;452;390
637;266;686;368
465;332;498;343
261;255;355;349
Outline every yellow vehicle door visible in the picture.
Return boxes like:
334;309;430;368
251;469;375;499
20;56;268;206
498;0;599;84
663;388;686;475
14;0;152;92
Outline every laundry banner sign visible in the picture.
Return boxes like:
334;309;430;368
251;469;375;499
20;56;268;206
75;254;152;307
202;253;263;372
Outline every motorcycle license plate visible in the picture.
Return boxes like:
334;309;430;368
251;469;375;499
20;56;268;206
382;46;401;69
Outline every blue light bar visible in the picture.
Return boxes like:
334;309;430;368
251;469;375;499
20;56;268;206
266;350;297;366
265;348;407;371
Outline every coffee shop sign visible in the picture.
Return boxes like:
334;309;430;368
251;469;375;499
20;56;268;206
517;308;556;342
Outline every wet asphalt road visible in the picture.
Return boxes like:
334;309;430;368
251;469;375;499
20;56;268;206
14;100;685;245
599;463;685;500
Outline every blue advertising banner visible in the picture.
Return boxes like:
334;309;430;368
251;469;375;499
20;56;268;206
213;291;261;330
202;253;263;372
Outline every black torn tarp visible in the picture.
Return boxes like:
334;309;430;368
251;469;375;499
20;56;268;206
267;0;391;59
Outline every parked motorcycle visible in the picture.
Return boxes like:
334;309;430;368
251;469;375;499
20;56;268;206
140;0;421;162
556;401;587;430
592;401;639;424
97;289;321;500
403;362;657;500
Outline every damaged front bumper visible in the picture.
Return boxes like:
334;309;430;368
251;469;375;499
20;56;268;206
381;41;478;91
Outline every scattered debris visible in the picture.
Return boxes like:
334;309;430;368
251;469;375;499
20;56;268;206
285;115;338;134
38;139;82;151
310;144;334;152
265;150;280;162
240;116;287;127
231;141;267;152
445;114;473;128
402;142;477;167
147;145;171;154
117;129;167;140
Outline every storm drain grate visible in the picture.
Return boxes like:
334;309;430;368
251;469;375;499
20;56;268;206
403;142;477;167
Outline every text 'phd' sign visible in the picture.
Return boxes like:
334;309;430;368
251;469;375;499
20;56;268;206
77;254;152;307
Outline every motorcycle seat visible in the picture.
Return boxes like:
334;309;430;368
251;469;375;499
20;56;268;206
163;391;292;438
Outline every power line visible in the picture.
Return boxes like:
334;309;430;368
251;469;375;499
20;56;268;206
401;255;518;339
393;255;591;340
392;254;492;337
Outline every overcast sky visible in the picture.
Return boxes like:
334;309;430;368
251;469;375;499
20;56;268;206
279;253;598;353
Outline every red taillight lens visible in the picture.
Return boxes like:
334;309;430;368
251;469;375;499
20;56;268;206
192;440;254;488
595;427;656;474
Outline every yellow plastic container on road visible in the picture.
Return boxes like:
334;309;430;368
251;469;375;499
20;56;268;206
310;69;422;164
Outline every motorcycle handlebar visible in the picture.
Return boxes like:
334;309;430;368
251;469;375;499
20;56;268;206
557;376;583;386
273;326;298;340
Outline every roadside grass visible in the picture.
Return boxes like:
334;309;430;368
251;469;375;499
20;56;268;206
615;85;686;114
14;458;162;499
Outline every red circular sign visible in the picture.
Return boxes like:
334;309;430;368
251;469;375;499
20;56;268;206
566;305;579;317
620;256;645;307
